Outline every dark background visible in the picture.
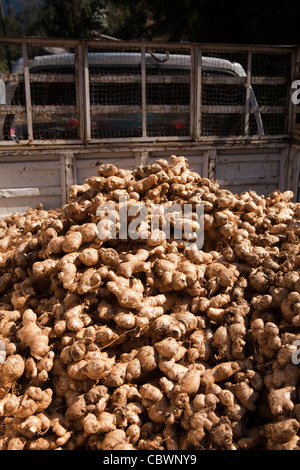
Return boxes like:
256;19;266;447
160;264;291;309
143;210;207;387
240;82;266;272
1;0;300;45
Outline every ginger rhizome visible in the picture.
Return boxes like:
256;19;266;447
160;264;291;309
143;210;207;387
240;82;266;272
0;156;299;450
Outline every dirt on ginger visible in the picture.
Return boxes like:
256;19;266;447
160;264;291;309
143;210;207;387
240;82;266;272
0;155;299;450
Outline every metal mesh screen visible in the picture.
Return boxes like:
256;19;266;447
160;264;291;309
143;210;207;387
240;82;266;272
145;46;191;137
0;43;78;141
200;49;290;137
251;53;290;135
0;40;296;143
87;44;191;139
201;51;247;136
0;44;25;140
27;46;77;140
88;45;143;138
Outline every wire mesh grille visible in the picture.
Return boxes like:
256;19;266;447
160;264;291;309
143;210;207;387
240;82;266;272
87;44;192;138
0;40;295;142
145;47;191;137
251;53;290;135
28;46;77;140
200;49;291;136
88;45;142;138
200;51;246;136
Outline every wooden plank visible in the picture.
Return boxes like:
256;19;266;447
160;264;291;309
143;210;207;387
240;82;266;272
294;148;300;199
84;44;91;142
90;104;191;114
244;51;252;135
195;134;290;142
60;154;67;205
0;187;40;198
202;76;246;85
217;177;278;186
199;43;295;54
279;145;289;192
22;43;33;141
196;47;202;138
75;44;85;141
88;74;286;86
90;104;141;114
0;186;61;198
147;75;190;84
141;47;147;138
0;37;294;54
254;106;286;114
0;161;61;171
208;148;217;180
202;105;244;114
90;74;142;84
87;135;192;144
251;76;287;85
289;49;298;136
203;76;287;86
202;105;287;114
217;152;281;163
216;161;280;179
147;105;190;114
65;153;76;190
0;36;80;47
0;73;23;82
190;46;195;138
0;105;25;114
31;105;77;114
85;38;193;51
286;145;296;192
85;39;295;54
147;104;190;114
29;73;75;83
0;138;82;146
137;150;149;167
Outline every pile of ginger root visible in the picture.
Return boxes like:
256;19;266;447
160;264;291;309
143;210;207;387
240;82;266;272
0;154;299;450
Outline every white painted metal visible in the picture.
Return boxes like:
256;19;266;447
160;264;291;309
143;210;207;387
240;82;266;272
75;152;136;186
0;143;298;219
215;147;289;197
0;154;64;218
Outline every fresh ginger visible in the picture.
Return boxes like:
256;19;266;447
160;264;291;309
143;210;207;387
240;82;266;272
0;156;299;450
